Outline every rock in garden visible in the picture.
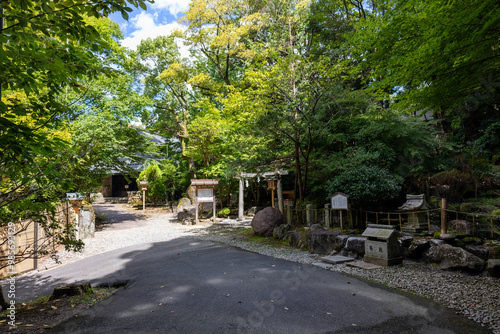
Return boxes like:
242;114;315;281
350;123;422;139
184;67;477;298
310;224;323;231
399;236;414;248
251;207;286;236
307;230;341;255
430;239;445;247
177;210;194;223
246;206;264;217
487;259;500;277
345;237;366;256
448;220;473;236
176;197;191;212
335;234;349;249
408;239;430;258
423;244;485;273
286;231;302;247
273;224;291;239
465;246;489;260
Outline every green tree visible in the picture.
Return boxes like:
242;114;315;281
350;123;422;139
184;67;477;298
325;165;403;209
0;0;152;309
348;0;500;124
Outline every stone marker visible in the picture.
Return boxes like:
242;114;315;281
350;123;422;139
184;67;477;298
398;194;431;232
362;224;402;266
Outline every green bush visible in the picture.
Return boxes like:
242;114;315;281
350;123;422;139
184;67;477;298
137;163;166;203
325;165;403;209
217;208;231;217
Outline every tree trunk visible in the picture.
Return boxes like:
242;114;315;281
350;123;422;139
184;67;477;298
0;285;8;310
294;141;304;202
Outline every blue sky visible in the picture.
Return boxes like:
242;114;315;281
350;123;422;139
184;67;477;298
109;0;190;55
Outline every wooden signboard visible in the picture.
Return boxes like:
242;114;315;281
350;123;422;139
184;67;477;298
331;192;349;210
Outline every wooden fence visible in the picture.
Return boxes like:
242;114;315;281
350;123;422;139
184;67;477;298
0;203;75;278
284;205;500;239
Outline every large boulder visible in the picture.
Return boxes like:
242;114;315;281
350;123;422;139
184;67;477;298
176;197;192;212
251;207;286;236
422;244;485;273
307;230;342;255
408;239;430;259
345;237;366;256
448;220;473;236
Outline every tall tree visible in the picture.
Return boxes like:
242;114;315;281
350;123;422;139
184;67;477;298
0;0;152;309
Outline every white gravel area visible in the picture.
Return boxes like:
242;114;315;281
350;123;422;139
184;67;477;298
37;211;205;269
36;207;499;334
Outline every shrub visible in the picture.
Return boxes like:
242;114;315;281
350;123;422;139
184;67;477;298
137;163;166;203
217;208;231;217
325;165;403;209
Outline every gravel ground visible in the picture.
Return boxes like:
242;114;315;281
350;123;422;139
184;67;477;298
37;205;499;334
197;227;500;334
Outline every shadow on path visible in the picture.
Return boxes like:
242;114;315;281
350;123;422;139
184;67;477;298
93;203;147;230
3;237;492;334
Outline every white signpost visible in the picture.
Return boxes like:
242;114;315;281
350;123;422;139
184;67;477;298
330;192;349;230
191;179;219;223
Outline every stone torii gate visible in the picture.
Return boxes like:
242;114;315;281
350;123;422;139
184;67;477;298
236;169;289;220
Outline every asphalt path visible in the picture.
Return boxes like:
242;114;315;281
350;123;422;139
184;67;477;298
7;237;492;334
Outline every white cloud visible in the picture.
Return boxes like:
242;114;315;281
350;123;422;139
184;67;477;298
150;0;190;17
121;12;190;59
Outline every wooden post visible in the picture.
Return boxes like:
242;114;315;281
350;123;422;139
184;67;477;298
491;216;494;239
376;212;379;225
271;189;275;208
286;205;292;225
399;213;402;231
143;189;146;211
441;198;447;234
339;210;343;231
238;178;244;220
195;194;199;224
427;211;431;231
387;213;390;225
277;178;284;214
213;190;216;222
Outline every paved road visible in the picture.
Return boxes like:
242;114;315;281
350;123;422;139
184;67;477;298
9;237;491;333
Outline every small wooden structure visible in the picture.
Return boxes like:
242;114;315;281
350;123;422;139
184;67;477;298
191;179;219;223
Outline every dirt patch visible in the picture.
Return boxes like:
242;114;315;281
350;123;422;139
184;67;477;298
0;287;118;333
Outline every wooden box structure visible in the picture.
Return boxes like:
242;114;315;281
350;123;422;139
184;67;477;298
191;179;219;223
362;224;402;266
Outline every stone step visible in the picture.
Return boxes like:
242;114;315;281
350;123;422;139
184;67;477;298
320;255;355;265
346;261;383;270
311;262;336;270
